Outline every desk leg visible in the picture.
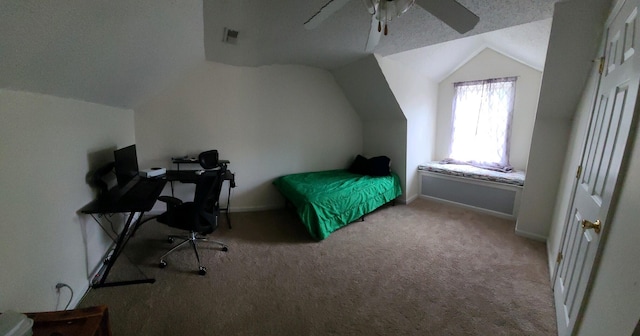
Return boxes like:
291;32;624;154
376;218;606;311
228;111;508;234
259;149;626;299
92;211;155;289
225;182;232;229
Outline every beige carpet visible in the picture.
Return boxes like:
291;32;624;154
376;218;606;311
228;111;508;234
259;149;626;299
80;199;557;335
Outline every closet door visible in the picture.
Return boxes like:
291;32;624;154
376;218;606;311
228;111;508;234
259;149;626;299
553;0;640;335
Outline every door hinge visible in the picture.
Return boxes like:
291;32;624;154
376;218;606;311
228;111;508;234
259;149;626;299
556;252;563;263
598;57;605;74
576;165;582;179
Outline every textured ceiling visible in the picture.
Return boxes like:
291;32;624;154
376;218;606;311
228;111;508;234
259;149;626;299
0;0;556;109
387;18;553;82
204;0;558;70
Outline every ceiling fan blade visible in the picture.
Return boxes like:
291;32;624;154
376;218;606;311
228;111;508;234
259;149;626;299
365;15;381;52
415;0;479;34
304;0;352;30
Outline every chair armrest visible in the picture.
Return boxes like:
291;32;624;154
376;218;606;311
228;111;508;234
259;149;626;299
158;195;182;206
196;167;221;176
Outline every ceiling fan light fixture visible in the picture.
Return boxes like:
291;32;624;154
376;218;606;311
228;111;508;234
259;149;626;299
361;0;376;15
363;0;415;35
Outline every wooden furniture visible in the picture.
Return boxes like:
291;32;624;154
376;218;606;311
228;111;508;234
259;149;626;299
26;305;112;336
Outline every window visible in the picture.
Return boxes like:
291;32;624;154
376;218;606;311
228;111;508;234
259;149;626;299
448;77;517;171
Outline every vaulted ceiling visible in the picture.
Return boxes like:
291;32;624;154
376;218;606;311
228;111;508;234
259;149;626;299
0;0;556;109
204;0;557;69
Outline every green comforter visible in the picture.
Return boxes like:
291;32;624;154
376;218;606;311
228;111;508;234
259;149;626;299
273;169;402;240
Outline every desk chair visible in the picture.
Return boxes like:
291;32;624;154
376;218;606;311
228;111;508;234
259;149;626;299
199;149;219;169
156;166;228;275
200;149;234;229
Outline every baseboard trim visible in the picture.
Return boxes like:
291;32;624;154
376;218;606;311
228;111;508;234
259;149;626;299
403;194;418;204
230;205;283;212
515;229;548;242
547;242;557;284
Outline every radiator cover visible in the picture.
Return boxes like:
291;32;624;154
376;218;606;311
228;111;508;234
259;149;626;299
419;172;522;219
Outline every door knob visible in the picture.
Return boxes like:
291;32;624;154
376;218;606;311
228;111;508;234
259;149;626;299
581;219;602;234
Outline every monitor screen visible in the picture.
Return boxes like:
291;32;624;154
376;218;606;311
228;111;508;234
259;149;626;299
113;144;139;187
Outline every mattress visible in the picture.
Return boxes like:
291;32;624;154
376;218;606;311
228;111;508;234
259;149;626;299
273;169;402;240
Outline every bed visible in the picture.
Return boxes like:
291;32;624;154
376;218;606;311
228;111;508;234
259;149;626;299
273;169;402;240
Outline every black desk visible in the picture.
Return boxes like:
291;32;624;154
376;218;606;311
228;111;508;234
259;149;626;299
171;156;230;171
80;178;167;288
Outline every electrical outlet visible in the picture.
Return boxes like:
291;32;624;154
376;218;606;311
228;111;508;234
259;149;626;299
54;282;75;310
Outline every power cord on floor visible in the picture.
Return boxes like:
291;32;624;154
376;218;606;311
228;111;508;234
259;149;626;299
56;283;74;310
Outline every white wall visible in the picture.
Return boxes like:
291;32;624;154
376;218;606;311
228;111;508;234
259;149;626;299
377;56;439;203
331;56;409;202
135;61;363;211
516;0;610;240
545;61;600;275
361;119;407;192
0;90;135;312
435;48;543;171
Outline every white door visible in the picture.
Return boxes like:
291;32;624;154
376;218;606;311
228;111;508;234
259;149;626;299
554;0;640;335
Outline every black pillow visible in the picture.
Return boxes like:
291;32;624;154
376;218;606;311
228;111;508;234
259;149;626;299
348;155;369;175
367;156;391;176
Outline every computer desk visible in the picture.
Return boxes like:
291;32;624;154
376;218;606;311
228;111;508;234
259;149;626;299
171;157;230;171
80;178;167;288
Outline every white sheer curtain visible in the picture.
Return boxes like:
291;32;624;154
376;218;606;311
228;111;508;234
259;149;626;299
448;77;517;171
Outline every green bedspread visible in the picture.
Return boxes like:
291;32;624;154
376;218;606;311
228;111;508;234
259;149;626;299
273;169;403;240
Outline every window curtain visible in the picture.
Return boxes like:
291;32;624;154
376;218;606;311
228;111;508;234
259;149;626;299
447;77;517;172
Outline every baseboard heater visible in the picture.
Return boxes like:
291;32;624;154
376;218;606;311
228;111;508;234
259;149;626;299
419;171;523;219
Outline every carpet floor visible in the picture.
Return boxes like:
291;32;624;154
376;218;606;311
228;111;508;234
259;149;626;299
79;198;557;335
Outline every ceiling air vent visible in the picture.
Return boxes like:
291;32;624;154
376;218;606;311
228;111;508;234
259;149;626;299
223;28;239;45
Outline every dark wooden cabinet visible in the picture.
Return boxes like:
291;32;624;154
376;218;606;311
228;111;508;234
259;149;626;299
25;305;112;336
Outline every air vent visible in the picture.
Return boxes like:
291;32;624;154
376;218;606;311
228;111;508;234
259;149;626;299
223;28;239;45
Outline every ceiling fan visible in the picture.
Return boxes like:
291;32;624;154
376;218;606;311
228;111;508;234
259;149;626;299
304;0;479;52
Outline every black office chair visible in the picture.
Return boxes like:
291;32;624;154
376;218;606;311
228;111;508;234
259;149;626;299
199;149;219;169
156;165;228;275
199;149;234;229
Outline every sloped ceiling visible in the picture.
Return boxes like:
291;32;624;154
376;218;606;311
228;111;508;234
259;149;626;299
332;55;405;121
0;0;205;109
386;18;553;82
0;0;556;109
204;0;557;69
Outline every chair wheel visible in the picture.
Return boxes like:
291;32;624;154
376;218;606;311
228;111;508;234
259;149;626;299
159;260;167;268
221;246;228;252
167;237;174;243
198;267;207;275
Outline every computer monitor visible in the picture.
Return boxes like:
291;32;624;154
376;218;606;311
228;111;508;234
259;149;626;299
113;144;139;187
